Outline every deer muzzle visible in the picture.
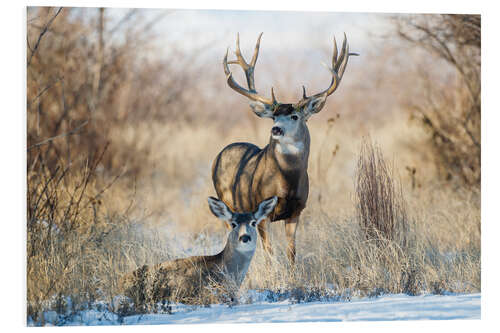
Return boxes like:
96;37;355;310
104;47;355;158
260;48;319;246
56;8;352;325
271;126;284;136
239;235;251;243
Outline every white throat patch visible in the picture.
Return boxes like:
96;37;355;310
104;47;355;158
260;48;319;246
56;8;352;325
275;138;304;155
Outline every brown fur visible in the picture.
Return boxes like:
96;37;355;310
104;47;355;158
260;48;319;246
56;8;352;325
212;141;309;222
121;253;242;306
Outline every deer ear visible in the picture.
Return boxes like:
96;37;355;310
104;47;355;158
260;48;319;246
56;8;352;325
254;196;278;223
303;93;328;120
250;101;274;118
207;197;233;222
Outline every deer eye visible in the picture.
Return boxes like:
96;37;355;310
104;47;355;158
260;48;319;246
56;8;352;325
251;221;257;227
231;222;237;229
291;115;298;121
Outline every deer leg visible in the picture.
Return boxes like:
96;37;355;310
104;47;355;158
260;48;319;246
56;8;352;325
285;216;299;265
258;218;273;257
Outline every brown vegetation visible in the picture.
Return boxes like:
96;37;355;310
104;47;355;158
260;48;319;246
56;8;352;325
26;8;480;325
356;138;409;245
395;14;481;187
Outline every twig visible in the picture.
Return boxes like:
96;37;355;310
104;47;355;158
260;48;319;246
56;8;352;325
28;120;88;151
27;76;63;111
27;7;63;67
108;9;138;35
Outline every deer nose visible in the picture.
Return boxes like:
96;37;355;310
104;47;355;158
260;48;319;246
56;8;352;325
239;235;251;243
271;126;283;136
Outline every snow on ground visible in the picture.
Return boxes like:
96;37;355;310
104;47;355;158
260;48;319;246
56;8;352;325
36;293;480;326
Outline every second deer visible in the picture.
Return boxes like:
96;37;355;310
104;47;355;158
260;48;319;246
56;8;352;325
121;196;277;306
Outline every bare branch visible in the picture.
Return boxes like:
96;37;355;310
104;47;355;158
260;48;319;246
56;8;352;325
27;76;63;111
28;120;88;151
27;7;63;67
108;9;138;35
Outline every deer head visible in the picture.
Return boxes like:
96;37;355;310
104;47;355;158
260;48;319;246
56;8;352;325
223;33;358;146
207;196;278;253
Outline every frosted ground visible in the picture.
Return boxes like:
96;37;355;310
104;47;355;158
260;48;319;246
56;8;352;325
30;292;480;326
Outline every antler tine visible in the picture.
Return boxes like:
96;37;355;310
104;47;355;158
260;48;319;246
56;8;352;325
337;44;350;79
335;33;359;78
250;32;263;67
223;47;231;76
223;34;275;106
334;33;348;73
302;85;307;99
332;36;338;69
309;33;357;98
234;32;249;70
271;87;277;104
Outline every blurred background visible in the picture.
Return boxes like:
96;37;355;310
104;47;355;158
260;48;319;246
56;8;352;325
26;7;480;322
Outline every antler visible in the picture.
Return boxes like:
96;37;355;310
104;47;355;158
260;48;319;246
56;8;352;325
301;33;358;103
223;33;277;106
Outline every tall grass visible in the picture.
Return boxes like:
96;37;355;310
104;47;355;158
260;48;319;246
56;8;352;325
355;138;409;245
241;139;479;300
27;149;118;323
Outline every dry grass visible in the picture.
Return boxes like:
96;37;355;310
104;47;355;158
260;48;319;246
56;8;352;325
27;113;480;323
27;151;120;323
26;8;480;325
239;138;479;299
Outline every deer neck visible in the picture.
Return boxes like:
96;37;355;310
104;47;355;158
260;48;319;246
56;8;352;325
268;127;310;172
218;239;254;286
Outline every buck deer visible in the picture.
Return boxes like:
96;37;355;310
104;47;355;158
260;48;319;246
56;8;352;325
121;196;277;305
212;33;357;264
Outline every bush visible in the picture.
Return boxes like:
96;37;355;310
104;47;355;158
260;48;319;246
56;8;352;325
27;149;116;323
355;138;409;246
27;7;198;179
395;14;481;187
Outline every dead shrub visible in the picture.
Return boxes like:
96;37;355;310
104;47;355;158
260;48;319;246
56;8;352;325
352;138;426;295
26;8;204;322
355;138;409;246
26;148;119;324
27;7;200;180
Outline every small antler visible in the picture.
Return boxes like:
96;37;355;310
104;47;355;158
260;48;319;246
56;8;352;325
223;33;277;107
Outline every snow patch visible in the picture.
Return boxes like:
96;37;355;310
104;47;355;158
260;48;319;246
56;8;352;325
28;292;480;326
